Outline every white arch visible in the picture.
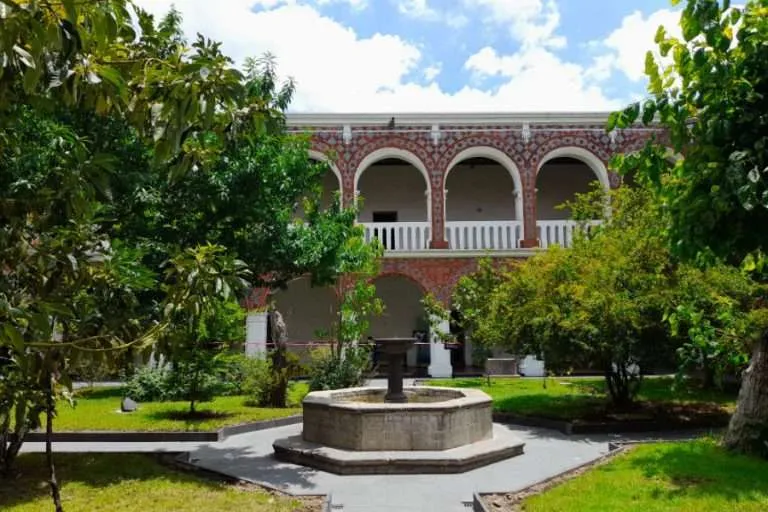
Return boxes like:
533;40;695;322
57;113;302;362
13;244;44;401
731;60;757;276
353;147;432;223
308;149;343;189
537;146;610;192
445;146;524;221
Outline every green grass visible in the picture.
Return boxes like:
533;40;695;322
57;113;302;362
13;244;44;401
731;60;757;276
427;377;737;420
51;383;309;432
0;453;308;512
522;439;768;512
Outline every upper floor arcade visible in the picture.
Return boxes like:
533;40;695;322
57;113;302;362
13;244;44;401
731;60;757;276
287;112;664;255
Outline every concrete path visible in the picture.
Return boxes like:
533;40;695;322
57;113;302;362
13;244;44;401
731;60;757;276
21;422;663;512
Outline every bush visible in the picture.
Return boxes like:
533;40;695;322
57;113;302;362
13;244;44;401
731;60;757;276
122;365;172;402
239;352;304;407
308;345;371;391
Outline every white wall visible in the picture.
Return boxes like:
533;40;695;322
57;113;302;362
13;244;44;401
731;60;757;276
368;275;426;366
273;277;336;343
536;162;598;219
445;164;517;221
357;165;428;222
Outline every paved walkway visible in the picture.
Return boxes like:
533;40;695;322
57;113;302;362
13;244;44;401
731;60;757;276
20;422;681;512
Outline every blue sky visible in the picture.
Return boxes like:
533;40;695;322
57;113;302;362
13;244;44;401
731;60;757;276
136;0;683;112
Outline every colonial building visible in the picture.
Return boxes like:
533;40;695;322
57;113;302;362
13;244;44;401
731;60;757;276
243;112;663;378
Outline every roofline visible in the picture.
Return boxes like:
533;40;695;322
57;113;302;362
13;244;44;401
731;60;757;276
285;111;618;127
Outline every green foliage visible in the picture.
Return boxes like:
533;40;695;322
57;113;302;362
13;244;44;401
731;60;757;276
667;264;755;389
308;346;373;391
609;0;768;457
122;365;172;403
307;236;384;391
461;186;675;406
609;0;768;267
159;246;249;413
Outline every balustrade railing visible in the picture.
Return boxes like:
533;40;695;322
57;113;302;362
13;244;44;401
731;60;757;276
360;222;431;252
445;221;523;250
537;220;601;248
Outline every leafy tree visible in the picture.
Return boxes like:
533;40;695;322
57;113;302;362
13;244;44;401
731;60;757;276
158;245;249;414
308;234;384;391
465;187;675;407
0;5;362;512
609;0;768;456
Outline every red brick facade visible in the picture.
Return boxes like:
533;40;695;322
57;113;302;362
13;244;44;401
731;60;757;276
243;114;665;309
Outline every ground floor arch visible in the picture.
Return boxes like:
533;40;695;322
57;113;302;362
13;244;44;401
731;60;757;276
270;277;336;363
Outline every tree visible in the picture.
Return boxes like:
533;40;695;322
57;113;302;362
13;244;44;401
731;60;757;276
609;0;768;456
463;186;675;407
308;234;385;391
0;5;363;512
158;245;249;415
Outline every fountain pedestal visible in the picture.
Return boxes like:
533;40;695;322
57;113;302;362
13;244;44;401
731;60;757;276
375;337;415;403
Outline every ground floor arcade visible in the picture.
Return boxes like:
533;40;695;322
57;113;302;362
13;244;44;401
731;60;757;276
243;257;528;378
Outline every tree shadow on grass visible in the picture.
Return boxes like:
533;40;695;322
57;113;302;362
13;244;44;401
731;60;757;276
0;445;321;511
144;409;237;431
0;452;261;511
494;394;607;419
73;386;124;400
626;440;768;503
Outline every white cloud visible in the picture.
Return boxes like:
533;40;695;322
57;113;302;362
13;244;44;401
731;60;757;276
134;0;623;112
463;0;566;48
596;8;682;82
423;63;441;81
396;0;468;28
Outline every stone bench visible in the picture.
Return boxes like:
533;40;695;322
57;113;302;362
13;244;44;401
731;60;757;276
485;358;518;383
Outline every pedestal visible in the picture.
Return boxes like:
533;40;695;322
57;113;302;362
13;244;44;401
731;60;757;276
428;317;453;378
385;351;407;402
245;311;268;356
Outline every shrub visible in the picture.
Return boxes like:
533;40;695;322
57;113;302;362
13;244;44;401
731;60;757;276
122;365;172;402
308;344;371;391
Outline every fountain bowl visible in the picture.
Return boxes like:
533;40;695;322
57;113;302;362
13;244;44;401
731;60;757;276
301;386;492;451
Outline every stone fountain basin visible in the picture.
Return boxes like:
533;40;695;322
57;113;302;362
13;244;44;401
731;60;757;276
301;386;493;451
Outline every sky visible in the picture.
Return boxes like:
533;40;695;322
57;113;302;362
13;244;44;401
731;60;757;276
134;0;684;113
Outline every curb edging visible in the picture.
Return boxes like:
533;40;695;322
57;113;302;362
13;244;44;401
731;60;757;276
23;414;303;443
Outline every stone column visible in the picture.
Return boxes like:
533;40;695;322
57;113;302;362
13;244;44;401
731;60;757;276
245;311;269;356
520;168;539;248
429;179;448;249
428;316;452;378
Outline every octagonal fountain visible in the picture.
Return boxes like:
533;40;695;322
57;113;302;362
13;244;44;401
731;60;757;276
272;338;525;474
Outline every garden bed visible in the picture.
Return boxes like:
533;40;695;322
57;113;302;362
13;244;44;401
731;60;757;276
476;439;768;511
428;376;736;433
0;453;327;512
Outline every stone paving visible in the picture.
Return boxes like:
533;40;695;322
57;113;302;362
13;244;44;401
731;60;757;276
21;378;701;511
21;422;633;512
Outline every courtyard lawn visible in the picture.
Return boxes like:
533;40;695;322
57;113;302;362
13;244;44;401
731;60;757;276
519;439;768;512
50;383;309;432
0;453;315;512
426;377;736;420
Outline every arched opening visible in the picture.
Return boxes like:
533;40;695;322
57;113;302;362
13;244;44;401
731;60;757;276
271;277;336;365
537;156;605;219
444;149;523;250
536;150;608;248
368;275;429;374
355;149;431;252
294;155;342;220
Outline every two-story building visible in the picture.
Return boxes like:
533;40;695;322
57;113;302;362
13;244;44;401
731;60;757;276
243;112;662;378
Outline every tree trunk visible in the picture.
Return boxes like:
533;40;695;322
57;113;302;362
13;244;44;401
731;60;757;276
724;337;768;458
46;375;63;512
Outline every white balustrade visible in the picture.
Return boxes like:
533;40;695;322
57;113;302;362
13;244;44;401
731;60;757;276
537;220;601;248
445;221;523;250
361;222;431;252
